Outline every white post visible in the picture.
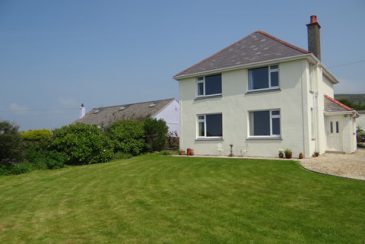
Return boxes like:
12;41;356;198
80;103;86;119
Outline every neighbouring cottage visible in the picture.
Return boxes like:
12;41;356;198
77;98;179;135
174;16;359;158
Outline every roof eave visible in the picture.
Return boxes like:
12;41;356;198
174;54;313;80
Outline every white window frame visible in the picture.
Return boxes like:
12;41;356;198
248;65;280;92
196;113;223;139
196;75;222;98
248;109;281;138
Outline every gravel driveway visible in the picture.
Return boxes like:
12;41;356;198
300;149;365;180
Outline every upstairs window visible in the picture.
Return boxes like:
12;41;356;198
248;65;279;91
249;110;280;137
197;74;222;97
197;113;222;138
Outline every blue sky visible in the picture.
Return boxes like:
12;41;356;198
0;0;364;130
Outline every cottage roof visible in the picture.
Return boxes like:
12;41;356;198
76;98;175;128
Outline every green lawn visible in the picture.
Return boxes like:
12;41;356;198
0;155;365;243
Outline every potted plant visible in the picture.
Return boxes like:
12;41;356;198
298;152;304;159
187;148;194;156
313;152;319;157
284;149;292;159
278;150;284;158
179;149;186;155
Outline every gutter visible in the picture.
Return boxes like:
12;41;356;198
324;111;359;118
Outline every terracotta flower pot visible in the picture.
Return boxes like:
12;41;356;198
179;150;186;155
299;153;304;159
187;148;194;156
285;151;292;159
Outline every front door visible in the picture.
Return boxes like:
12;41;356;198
326;117;342;151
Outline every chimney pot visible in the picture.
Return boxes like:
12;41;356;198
310;15;317;24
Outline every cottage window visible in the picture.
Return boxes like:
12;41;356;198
249;110;280;137
197;74;222;97
248;65;279;91
197;114;222;138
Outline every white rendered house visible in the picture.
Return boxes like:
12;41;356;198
174;16;358;158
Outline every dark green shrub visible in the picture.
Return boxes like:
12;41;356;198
44;151;66;169
0;121;22;162
106;120;145;155
24;148;48;169
0;162;33;175
143;118;168;152
11;162;33;175
24;148;66;169
51;123;113;165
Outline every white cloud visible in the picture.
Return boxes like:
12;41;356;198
8;103;28;115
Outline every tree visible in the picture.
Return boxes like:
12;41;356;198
0;121;22;162
143;118;168;152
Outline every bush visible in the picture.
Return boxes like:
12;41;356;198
44;151;66;169
20;129;52;141
20;129;52;151
0;121;22;162
51;123;113;165
106;120;145;156
11;162;33;175
0;162;33;175
24;148;66;169
143;118;168;152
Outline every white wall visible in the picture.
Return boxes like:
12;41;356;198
153;99;180;136
316;69;335;154
179;59;312;158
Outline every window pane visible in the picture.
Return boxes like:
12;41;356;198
205;74;222;95
206;114;222;137
330;122;333;133
249;67;269;90
252;111;270;135
270;65;278;70
336;121;339;133
272;118;280;135
197;82;204;96
271;110;280;116
270;71;279;87
199;121;205;136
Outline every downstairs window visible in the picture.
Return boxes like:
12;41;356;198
249;110;280;137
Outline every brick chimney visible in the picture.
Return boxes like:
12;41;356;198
307;15;321;60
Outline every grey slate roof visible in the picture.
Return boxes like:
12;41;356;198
76;98;175;128
174;31;309;78
324;95;353;112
